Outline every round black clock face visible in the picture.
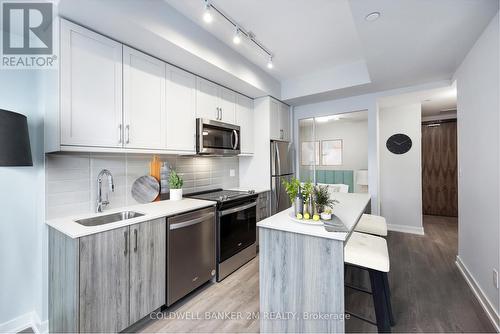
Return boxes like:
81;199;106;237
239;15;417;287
386;134;412;154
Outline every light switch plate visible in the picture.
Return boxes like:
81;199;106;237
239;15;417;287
229;169;235;177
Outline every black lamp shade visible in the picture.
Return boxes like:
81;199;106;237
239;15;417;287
0;109;33;166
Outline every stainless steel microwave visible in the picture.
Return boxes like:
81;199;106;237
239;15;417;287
196;118;240;156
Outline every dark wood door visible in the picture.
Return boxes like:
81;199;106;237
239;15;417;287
422;120;458;217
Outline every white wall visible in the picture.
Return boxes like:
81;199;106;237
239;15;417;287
0;70;47;330
454;12;499;324
379;104;423;234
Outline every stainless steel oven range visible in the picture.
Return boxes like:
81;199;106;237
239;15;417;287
186;189;258;281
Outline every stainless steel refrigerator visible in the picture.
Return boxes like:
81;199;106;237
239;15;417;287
270;141;294;215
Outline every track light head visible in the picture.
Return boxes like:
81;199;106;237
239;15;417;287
233;28;241;44
203;1;213;23
267;56;273;69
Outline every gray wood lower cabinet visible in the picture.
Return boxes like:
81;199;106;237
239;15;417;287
130;219;166;323
49;218;166;333
79;226;130;333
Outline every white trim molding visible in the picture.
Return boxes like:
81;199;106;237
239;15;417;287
456;255;500;332
0;311;48;334
387;223;425;235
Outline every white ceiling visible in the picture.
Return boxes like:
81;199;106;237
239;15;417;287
378;85;457;117
164;0;365;81
165;0;498;105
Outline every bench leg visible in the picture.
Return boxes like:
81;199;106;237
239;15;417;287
369;270;391;333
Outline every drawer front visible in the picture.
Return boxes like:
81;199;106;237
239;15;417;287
167;207;216;306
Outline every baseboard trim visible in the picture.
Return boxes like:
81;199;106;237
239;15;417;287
0;311;48;334
456;255;500;332
387;223;425;235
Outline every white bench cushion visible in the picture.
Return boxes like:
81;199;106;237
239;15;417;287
354;214;388;237
344;232;390;272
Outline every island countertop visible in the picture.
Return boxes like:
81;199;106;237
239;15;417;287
257;192;370;241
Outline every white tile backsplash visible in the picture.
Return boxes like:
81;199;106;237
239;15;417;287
45;153;239;219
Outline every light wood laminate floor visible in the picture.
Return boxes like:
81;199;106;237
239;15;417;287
136;215;495;333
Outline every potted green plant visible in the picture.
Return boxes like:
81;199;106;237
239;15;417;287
282;177;301;205
314;185;339;220
169;170;184;201
302;181;314;215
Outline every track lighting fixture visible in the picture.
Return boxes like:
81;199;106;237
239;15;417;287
201;0;274;69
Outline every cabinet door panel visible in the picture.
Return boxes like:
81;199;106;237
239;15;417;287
123;46;166;149
270;98;280;140
196;77;219;120
60;20;123;147
79;227;129;333
166;65;196;152
130;219;166;323
279;102;290;141
219;87;236;124
236;94;254;154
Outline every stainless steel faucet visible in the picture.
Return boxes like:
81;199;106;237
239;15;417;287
96;169;115;213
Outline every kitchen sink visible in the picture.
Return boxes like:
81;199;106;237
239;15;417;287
75;211;145;226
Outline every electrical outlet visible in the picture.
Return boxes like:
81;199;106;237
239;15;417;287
229;169;235;177
493;269;499;289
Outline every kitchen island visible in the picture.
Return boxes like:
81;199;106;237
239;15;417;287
257;192;371;333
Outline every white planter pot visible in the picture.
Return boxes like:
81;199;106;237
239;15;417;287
170;188;183;201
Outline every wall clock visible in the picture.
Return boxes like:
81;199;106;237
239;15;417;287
386;133;412;154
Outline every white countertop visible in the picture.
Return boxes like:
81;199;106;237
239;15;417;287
257;193;371;242
46;198;216;239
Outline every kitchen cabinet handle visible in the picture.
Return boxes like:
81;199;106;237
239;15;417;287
220;108;223;120
124;231;128;256
118;124;122;144
134;229;138;253
126;125;130;144
216;108;220;120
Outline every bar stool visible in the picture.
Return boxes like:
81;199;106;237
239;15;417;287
344;232;395;333
355;214;388;237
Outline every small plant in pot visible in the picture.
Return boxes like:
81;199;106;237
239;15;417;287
169;170;184;201
314;185;339;220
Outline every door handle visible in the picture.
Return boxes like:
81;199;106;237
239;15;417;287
169;212;215;230
133;229;138;253
220;201;256;216
126;125;130;144
124;230;128;256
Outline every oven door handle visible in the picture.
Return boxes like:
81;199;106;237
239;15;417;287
220;202;257;217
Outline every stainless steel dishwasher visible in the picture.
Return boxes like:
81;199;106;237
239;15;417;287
166;206;216;306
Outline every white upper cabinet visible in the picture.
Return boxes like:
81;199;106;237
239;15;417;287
218;87;236;124
279;102;291;141
196;77;219;121
123;46;167;150
236;94;254;154
196;77;236;124
269;98;280;140
166;64;196;153
269;98;290;141
60;20;123;148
